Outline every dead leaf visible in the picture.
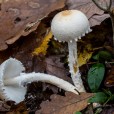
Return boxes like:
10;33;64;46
78;44;93;67
6;111;28;114
101;106;114;114
66;0;109;26
0;101;10;112
6;102;29;114
36;92;93;114
105;66;114;87
45;55;71;82
32;30;52;56
44;55;72;93
0;0;65;50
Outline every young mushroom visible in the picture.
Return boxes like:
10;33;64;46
0;58;26;103
0;58;78;103
51;10;92;92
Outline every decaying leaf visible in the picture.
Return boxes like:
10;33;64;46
6;102;28;114
0;0;65;50
44;55;72;93
101;106;114;114
32;30;52;56
0;101;10;112
78;44;93;67
105;66;114;87
45;55;71;82
36;92;93;114
6;111;28;114
66;0;109;26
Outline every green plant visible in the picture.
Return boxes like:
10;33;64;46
88;50;112;92
93;50;112;62
88;90;114;105
75;111;82;114
87;63;105;92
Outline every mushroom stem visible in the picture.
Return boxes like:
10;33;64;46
68;40;85;92
4;72;79;94
68;40;78;75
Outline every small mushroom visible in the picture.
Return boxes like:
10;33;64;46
0;58;78;103
51;10;92;92
0;58;26;103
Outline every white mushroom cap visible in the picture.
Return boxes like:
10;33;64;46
51;10;91;42
0;58;27;103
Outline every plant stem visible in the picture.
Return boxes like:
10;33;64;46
92;0;114;47
109;12;114;47
4;72;79;94
92;0;107;11
108;0;112;10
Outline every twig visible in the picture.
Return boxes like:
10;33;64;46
92;0;108;11
109;12;114;47
92;0;114;48
108;0;112;10
104;0;112;10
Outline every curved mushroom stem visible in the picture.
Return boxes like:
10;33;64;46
68;40;85;92
4;72;79;94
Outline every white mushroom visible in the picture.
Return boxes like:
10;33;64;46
0;58;78;103
51;10;92;92
0;58;26;103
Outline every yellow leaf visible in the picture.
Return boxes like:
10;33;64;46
32;31;52;55
78;44;93;67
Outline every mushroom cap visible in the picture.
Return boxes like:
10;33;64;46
51;10;91;42
0;58;27;103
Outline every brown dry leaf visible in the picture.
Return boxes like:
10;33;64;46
45;55;71;82
66;0;109;26
6;102;29;114
36;92;93;114
6;111;28;114
0;0;65;50
44;55;72;93
105;66;114;87
101;106;114;114
0;101;10;112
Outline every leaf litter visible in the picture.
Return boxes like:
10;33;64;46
0;0;114;114
36;92;93;114
0;0;65;51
